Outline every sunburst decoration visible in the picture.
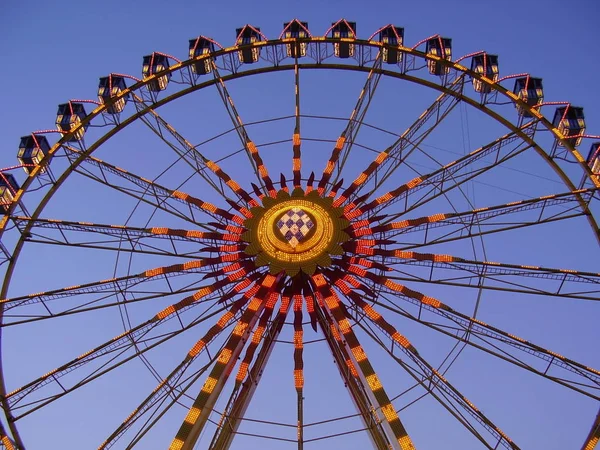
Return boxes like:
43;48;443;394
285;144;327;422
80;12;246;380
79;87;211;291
242;188;350;276
162;166;428;450
125;122;530;450
155;141;528;450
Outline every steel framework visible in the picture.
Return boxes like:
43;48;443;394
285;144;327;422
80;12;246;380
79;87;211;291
0;20;599;450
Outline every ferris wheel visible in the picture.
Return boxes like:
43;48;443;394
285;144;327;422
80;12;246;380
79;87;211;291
0;18;599;449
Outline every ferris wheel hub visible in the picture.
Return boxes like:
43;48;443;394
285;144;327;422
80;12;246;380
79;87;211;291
242;188;350;276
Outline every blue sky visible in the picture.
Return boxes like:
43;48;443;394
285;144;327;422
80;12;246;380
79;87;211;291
0;0;599;449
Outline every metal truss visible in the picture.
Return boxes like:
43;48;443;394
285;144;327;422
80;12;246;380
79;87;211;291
0;29;598;450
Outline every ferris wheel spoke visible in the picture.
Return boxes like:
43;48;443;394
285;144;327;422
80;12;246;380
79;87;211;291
5;290;232;422
130;87;256;206
319;53;383;193
65;146;242;227
311;297;395;450
328;52;384;190
331;263;600;398
338;74;466;205
118;354;221;450
396;204;585;251
3;273;257;415
582;409;600;450
352;315;517;450
378;288;600;401
0;422;15;450
322;269;420;446
131;89;259;205
3;284;211;327
292;288;306;447
99;289;258;449
129;92;239;203
349;245;600;301
292;58;303;189
366;188;595;240
210;61;275;195
169;274;281;450
0;255;246;325
387;139;534;219
0;430;14;450
209;289;287;450
19;238;204;260
329;275;518;449
373;283;600;399
311;274;416;450
384;264;600;301
2;277;202;326
345;125;536;220
1;260;208;311
345;190;593;283
8;217;247;262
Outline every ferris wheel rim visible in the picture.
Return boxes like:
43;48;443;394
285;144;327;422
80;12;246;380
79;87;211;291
1;38;598;240
0;33;598;449
0;62;597;316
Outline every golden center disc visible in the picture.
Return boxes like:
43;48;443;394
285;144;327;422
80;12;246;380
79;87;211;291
257;199;334;264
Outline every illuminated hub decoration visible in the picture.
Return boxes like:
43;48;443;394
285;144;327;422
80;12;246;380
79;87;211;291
242;189;349;276
276;207;314;248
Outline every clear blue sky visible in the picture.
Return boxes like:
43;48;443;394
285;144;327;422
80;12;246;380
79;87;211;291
0;0;599;449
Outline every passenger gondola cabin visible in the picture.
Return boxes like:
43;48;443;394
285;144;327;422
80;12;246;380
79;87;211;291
236;26;262;64
587;143;600;174
377;25;403;64
513;77;543;117
189;37;216;75
553;106;585;147
471;54;499;93
330;20;356;58
56;102;88;142
18;135;51;174
0;173;19;213
98;75;128;114
426;37;452;75
282;20;309;58
142;53;171;92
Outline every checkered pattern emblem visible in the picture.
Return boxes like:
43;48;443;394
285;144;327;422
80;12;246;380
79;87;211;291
276;207;314;248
